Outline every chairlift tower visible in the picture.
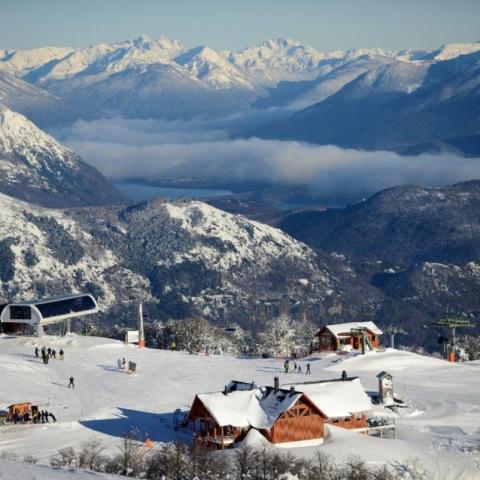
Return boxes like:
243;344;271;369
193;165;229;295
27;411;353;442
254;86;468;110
383;325;407;349
434;317;474;362
349;327;369;354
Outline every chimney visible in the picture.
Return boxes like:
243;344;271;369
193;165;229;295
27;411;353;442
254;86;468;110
341;370;347;381
274;376;279;392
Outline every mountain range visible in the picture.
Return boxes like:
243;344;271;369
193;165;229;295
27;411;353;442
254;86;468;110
1;36;479;155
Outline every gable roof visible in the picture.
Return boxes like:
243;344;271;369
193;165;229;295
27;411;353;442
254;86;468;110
318;321;383;338
285;378;372;418
196;387;306;429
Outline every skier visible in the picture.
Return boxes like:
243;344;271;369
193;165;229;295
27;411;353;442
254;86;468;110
41;346;46;358
298;365;302;374
59;349;64;360
47;347;52;357
284;359;289;374
35;347;39;358
52;349;56;359
306;363;311;375
68;376;75;389
293;361;297;372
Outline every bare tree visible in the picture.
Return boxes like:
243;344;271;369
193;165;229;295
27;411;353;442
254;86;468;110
78;438;105;471
50;447;77;468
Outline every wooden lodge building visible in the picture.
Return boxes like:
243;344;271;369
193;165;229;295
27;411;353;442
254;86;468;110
315;321;383;352
188;376;372;448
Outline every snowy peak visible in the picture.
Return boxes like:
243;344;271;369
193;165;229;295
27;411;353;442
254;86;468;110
0;105;125;207
176;46;250;88
0;104;69;159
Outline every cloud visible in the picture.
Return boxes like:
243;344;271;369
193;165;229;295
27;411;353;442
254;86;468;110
54;116;480;199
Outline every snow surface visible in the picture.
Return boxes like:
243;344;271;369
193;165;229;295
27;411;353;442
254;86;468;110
0;335;479;479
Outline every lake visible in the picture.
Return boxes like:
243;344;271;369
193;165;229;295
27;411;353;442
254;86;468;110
116;183;232;202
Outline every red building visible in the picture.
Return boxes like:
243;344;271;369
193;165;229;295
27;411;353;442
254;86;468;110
315;321;382;352
188;377;372;448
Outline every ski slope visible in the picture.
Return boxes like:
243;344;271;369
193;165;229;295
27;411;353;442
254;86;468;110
0;334;479;479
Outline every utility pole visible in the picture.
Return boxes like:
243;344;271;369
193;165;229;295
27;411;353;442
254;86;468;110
138;301;145;348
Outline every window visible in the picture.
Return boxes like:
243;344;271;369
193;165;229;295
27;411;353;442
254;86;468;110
356;413;363;421
331;417;339;423
10;306;31;320
344;417;351;422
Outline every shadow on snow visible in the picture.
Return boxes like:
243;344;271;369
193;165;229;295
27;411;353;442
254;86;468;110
80;407;191;443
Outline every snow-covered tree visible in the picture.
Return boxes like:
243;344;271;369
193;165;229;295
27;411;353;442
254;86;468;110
253;314;317;357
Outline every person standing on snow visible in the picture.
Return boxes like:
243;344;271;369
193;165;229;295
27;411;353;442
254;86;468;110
59;349;64;360
52;349;56;359
68;376;75;389
306;363;311;375
298;365;302;374
35;347;39;358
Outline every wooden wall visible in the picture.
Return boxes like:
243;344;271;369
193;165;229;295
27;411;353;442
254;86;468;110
325;413;367;430
264;396;325;444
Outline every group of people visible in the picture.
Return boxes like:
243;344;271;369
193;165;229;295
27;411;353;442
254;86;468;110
35;346;64;364
284;359;311;375
9;409;56;424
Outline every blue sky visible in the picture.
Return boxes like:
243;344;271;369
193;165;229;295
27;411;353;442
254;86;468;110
2;0;479;51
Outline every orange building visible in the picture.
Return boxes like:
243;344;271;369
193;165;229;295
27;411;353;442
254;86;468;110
315;321;382;352
188;377;372;448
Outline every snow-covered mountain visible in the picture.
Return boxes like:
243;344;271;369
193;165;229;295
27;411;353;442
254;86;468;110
0;191;378;327
2;35;479;123
0;105;125;207
256;49;480;152
0;70;75;126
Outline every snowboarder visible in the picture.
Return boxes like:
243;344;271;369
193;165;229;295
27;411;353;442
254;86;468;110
59;349;64;360
306;363;311;375
68;376;75;389
35;347;39;358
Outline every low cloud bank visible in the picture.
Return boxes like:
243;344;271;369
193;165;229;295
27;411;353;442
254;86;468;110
55;116;480;198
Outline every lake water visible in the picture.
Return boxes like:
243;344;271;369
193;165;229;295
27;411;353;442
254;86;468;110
116;183;232;202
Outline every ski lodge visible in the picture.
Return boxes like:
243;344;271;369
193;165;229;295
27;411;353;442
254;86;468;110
315;321;383;352
188;375;372;448
0;294;98;336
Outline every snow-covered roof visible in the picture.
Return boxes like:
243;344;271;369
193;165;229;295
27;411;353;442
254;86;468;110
286;378;372;418
195;377;372;427
321;321;383;338
197;387;302;428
